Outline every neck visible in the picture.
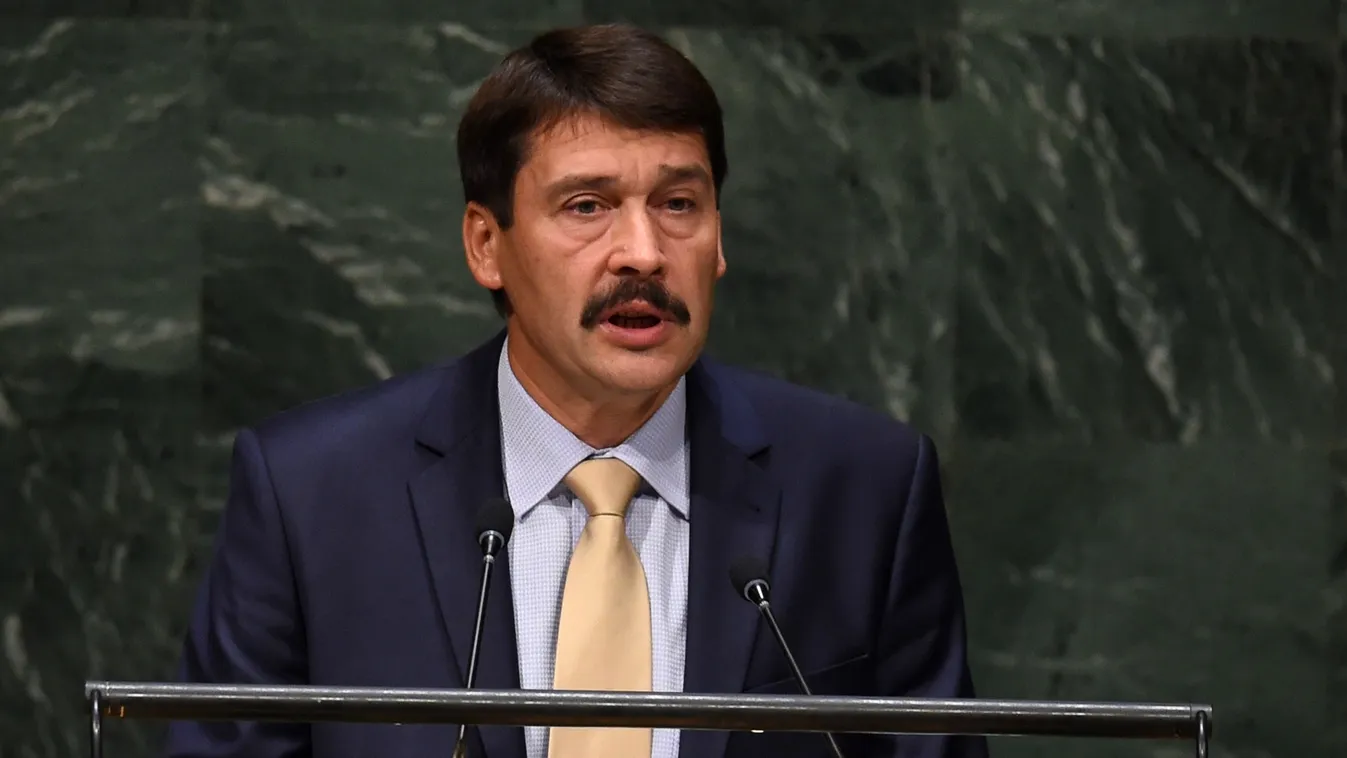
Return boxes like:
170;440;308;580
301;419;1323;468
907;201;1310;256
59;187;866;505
505;333;676;449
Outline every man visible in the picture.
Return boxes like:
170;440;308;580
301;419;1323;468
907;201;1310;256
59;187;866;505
165;22;987;758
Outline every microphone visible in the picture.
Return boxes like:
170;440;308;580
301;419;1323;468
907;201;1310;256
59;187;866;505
452;498;515;758
730;557;846;758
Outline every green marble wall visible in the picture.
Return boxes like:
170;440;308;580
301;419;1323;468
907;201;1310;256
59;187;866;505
1;1;1342;757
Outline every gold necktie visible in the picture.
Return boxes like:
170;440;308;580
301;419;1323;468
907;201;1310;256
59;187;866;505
548;458;653;758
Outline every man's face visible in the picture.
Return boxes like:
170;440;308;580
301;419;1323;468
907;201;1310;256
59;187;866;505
465;112;725;403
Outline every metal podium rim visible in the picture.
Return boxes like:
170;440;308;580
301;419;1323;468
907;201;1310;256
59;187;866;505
86;681;1212;758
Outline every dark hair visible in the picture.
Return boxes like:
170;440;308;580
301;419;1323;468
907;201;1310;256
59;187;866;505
456;23;729;317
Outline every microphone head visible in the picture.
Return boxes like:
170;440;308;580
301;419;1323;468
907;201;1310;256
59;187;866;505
476;497;515;547
729;556;770;601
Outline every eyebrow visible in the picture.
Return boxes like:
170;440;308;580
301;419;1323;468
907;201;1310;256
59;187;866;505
544;163;712;200
656;163;712;186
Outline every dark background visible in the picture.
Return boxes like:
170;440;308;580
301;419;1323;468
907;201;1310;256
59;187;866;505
1;1;1343;756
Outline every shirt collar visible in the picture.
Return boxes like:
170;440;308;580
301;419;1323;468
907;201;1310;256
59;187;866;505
496;336;690;520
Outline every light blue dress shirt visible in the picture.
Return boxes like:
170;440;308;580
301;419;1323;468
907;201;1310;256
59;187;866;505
496;339;689;758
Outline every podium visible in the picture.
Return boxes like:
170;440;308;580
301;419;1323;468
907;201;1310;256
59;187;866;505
85;681;1212;757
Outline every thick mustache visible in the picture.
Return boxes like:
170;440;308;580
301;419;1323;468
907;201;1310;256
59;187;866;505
580;278;692;329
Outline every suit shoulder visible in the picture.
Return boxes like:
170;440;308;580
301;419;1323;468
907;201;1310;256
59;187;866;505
246;360;452;455
710;362;928;455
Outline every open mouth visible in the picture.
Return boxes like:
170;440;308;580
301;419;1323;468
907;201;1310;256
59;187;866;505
607;313;663;329
603;303;666;330
593;299;676;349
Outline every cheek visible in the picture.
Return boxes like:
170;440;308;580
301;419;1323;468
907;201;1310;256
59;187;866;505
509;242;563;294
680;262;720;315
699;245;724;282
523;259;600;319
515;230;603;294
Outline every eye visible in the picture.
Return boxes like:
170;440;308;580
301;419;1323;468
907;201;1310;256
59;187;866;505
666;197;697;213
566;198;603;215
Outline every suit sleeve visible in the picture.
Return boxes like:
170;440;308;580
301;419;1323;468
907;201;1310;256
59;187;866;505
162;428;312;758
875;434;988;758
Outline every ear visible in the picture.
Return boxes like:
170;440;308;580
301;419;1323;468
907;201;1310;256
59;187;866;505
462;202;503;291
714;211;727;279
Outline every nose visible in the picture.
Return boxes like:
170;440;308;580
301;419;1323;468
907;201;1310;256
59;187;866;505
607;205;666;278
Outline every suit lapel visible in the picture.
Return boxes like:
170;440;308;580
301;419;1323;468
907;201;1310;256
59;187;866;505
407;331;525;758
678;361;781;758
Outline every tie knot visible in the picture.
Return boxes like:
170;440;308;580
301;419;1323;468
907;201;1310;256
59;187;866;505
564;458;641;518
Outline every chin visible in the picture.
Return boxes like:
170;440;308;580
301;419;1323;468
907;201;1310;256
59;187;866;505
592;345;695;395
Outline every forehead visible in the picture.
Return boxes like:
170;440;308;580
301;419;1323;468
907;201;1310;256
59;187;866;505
519;113;711;185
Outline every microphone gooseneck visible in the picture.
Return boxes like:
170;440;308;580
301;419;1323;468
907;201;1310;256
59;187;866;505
453;497;516;758
729;557;847;758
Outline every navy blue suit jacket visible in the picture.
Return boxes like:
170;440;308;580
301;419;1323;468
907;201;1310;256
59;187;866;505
166;332;987;758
